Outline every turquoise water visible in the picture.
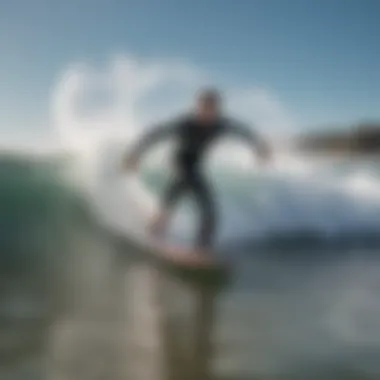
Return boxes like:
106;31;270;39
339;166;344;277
0;153;94;378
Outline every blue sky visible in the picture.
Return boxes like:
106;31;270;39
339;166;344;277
1;0;379;139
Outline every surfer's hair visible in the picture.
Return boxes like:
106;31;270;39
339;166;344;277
197;88;222;106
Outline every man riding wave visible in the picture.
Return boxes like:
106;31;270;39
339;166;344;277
124;88;271;251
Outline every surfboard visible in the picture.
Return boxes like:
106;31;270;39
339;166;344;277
104;224;231;288
147;235;216;268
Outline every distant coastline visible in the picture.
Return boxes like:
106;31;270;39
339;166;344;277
295;122;380;156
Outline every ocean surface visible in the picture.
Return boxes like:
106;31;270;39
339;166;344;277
2;147;380;379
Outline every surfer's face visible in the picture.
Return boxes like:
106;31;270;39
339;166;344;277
196;99;220;124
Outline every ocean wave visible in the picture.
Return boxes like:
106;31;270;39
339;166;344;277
0;152;93;320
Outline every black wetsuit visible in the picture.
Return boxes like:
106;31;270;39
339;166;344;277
129;114;262;248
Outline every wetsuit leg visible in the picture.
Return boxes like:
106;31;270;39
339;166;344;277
162;176;187;210
188;172;217;250
148;176;187;237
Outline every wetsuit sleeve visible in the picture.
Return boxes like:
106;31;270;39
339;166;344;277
223;117;262;147
222;117;271;159
127;118;181;161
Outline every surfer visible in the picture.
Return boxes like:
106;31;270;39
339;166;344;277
124;88;271;251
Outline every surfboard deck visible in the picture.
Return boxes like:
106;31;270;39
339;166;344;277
151;239;215;267
106;227;231;288
146;234;232;287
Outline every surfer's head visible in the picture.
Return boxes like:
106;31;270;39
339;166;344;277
196;88;222;123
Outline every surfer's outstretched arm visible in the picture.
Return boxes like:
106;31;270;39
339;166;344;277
223;117;271;162
124;119;180;170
